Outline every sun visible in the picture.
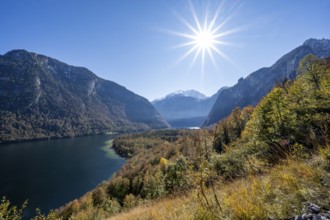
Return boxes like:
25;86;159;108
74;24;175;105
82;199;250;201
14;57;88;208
171;1;241;71
195;30;215;50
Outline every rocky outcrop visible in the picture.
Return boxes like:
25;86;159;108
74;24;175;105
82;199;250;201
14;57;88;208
269;203;330;220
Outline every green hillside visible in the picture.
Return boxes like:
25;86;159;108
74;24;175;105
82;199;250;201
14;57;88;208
1;55;329;219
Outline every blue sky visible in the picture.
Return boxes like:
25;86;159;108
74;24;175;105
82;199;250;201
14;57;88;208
1;0;329;101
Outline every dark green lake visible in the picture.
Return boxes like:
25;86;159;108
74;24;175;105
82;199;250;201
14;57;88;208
0;134;124;218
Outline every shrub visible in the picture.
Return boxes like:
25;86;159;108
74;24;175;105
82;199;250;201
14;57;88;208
213;151;246;179
123;194;140;209
165;156;191;193
213;106;254;154
92;188;108;207
142;170;166;199
0;197;26;220
60;199;80;220
319;145;330;171
107;177;130;203
131;176;144;195
159;157;169;171
103;199;121;215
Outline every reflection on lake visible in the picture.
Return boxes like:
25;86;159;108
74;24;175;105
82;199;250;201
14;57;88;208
0;134;124;218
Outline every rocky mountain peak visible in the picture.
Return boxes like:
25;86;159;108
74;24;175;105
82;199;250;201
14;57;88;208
303;38;330;58
4;49;34;61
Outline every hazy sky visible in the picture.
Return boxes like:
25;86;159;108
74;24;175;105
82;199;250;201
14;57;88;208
1;0;329;101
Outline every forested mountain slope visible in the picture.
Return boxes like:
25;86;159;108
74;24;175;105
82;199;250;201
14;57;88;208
0;50;169;142
204;38;330;126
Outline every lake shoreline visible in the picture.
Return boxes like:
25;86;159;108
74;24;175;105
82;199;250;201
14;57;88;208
0;130;122;145
0;126;163;145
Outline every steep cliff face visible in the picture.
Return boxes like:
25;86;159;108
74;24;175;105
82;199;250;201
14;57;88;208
204;38;330;126
0;50;169;142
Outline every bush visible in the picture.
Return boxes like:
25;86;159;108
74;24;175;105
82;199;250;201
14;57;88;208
213;106;254;154
320;145;330;171
107;177;130;203
165;156;191;193
103;198;121;215
142;170;166;199
213;150;246;179
123;194;140;209
0;197;26;220
159;157;169;171
92;188;108;207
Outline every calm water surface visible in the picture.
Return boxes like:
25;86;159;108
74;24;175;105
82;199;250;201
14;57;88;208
0;134;124;218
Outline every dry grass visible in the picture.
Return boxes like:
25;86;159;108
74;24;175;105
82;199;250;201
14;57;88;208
219;157;329;219
109;195;198;220
108;156;330;220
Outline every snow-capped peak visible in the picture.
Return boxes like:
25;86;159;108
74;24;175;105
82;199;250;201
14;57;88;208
153;90;207;102
169;90;206;99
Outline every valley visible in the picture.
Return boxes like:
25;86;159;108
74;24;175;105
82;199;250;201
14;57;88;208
49;55;330;219
0;39;329;219
1;0;330;219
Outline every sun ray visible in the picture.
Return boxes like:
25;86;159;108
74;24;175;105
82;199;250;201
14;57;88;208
208;1;225;32
207;7;217;29
213;40;234;46
174;41;198;49
213;27;243;38
188;1;203;32
210;44;239;68
210;14;233;35
207;46;217;68
201;47;206;71
176;15;199;35
173;44;199;66
192;47;201;64
165;29;196;39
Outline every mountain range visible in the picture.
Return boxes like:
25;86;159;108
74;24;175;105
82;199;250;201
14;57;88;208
1;38;329;142
152;89;226;128
204;38;330;126
0;50;169;143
